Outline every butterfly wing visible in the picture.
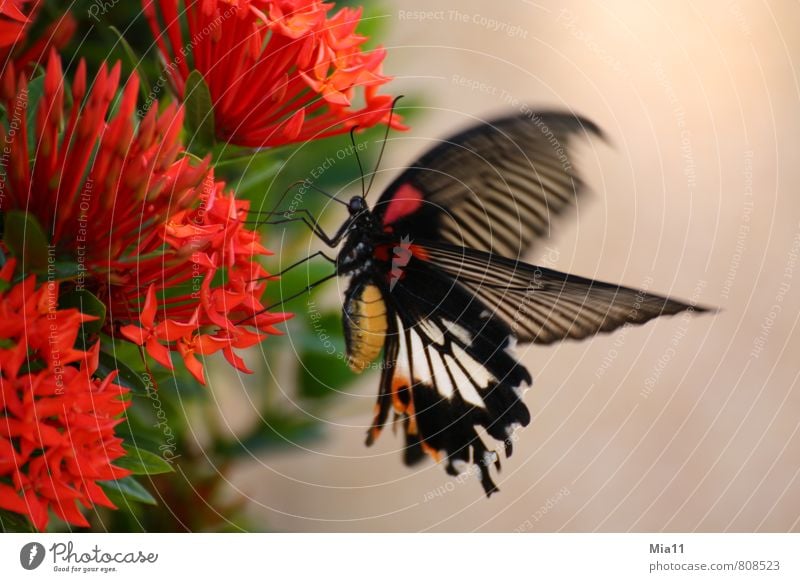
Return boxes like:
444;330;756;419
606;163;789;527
363;239;706;494
365;254;531;495
357;110;708;494
373;110;602;258
410;240;711;344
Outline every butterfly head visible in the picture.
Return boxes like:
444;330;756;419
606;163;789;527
347;195;367;216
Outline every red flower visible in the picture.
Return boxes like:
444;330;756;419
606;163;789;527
143;0;404;147
120;186;291;384
0;51;290;384
0;262;130;531
0;1;75;72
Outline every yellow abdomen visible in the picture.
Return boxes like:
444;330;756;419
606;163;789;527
344;284;387;373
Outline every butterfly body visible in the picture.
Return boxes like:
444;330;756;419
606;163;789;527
343;280;388;373
314;110;710;495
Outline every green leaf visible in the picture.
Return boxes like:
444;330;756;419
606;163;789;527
116;445;175;475
3;210;50;273
99;476;157;506
217;412;323;458
97;351;150;394
58;289;106;334
184;70;215;154
108;25;152;101
25;75;45;153
51;260;82;280
0;508;33;532
298;312;359;399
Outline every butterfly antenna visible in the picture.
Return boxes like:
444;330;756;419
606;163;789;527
350;126;367;199
248;180;347;224
365;95;403;198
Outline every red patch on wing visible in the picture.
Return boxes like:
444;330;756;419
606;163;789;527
410;244;428;261
374;243;428;263
382;183;423;227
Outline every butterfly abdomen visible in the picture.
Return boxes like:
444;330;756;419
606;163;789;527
343;282;388;373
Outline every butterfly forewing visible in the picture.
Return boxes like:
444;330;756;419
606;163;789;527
373;111;603;259
411;241;710;344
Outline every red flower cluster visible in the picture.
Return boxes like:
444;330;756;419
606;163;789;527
0;1;75;71
143;0;403;147
0;0;401;531
0;260;130;530
121;184;289;383
0;51;289;385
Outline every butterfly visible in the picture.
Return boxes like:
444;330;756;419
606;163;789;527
271;109;709;495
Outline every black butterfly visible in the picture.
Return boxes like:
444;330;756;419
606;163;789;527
271;109;710;495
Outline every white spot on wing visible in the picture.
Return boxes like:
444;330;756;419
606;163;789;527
505;336;519;357
429;349;454;399
395;319;410;379
441;318;473;346
505;422;523;437
447;345;492;409
451;459;470;474
417;319;445;346
409;328;434;387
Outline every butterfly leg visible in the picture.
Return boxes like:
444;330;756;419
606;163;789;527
252;208;351;248
263;250;336;280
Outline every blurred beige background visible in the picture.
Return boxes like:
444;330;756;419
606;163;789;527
227;0;800;531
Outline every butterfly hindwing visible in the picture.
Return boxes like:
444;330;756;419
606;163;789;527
365;257;531;495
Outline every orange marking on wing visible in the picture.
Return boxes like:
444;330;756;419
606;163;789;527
420;440;442;463
406;398;418;435
391;376;410;414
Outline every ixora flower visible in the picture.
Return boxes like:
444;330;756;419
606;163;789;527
0;260;131;531
0;1;75;71
0;51;290;385
142;0;404;147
